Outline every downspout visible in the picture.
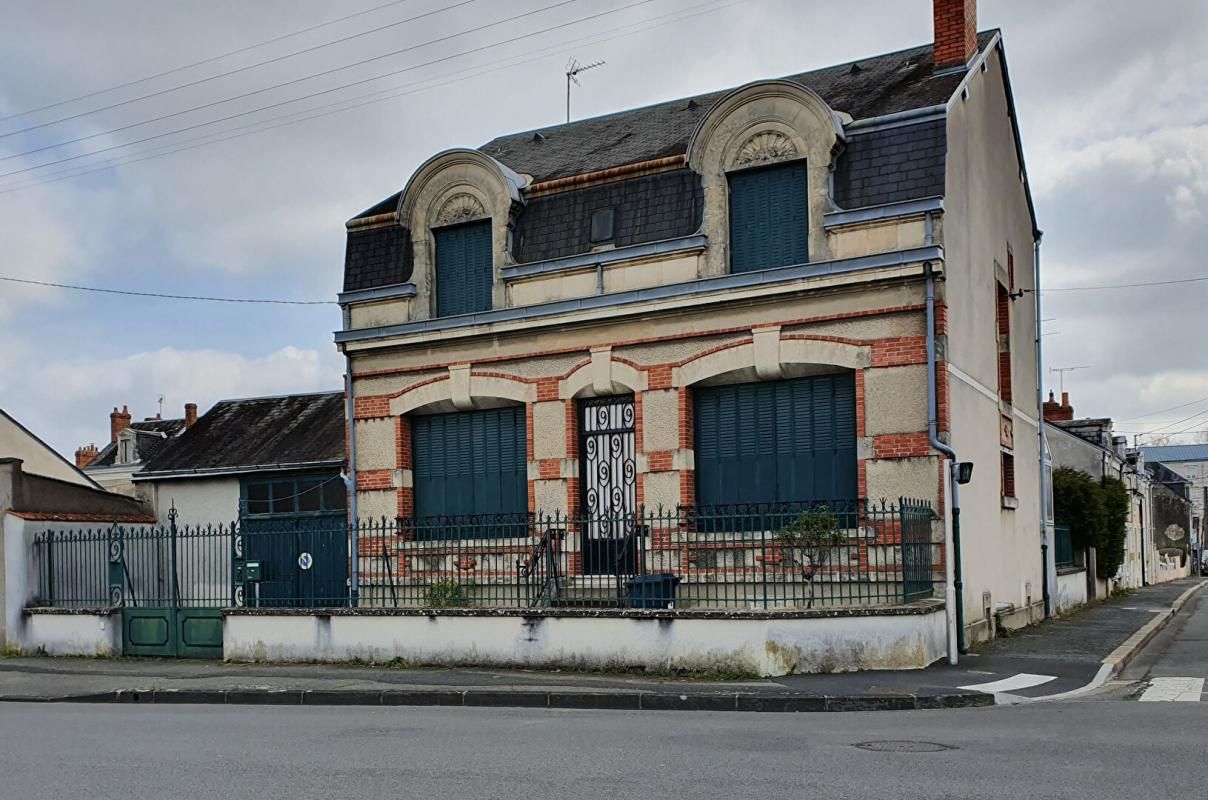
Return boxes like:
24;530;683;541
1034;234;1052;617
925;262;964;661
341;304;360;607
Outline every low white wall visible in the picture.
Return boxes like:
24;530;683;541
225;608;947;677
1055;569;1088;612
21;611;120;656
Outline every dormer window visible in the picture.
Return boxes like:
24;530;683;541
728;160;809;273
435;219;492;317
116;432;137;466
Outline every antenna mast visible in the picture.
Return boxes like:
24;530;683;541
1050;365;1089;395
565;58;605;123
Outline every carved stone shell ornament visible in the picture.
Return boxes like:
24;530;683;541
734;131;799;167
435;193;487;226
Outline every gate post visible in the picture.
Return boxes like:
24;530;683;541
168;506;180;609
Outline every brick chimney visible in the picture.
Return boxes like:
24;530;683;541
184;402;198;429
934;0;977;69
109;405;132;443
75;443;99;469
1043;391;1074;422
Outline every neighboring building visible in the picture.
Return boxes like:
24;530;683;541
1138;443;1208;557
335;0;1043;643
79;403;195;497
1;407;101;489
1143;459;1193;582
133;391;346;526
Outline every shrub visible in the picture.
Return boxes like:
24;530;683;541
423;579;475;608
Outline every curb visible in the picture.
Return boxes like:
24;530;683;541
0;687;994;713
1019;579;1207;704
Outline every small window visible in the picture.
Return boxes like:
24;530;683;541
296;479;322;512
246;483;270;515
590;207;615;244
271;481;295;514
1001;452;1016;499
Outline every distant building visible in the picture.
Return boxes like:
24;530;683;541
79;403;196;497
1138;444;1208;554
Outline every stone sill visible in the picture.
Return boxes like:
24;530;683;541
1001;496;1019;510
225;599;944;620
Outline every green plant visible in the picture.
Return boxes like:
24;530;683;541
776;505;845;608
1099;476;1129;578
1052;467;1130;579
423;579;475;608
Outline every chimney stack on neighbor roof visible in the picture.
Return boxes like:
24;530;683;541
109;405;132;443
1043;390;1075;423
75;443;99;469
933;0;977;69
184;402;198;429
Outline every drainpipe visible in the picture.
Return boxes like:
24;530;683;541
341;304;360;607
925;263;964;661
1034;234;1052;618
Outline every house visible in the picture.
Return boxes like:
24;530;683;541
1138;443;1208;558
1143;459;1193;583
77;403;195;497
132;391;347;527
335;0;1043;648
1;407;152;652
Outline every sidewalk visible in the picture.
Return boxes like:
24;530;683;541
2;578;1201;712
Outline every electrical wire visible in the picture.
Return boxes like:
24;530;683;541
0;275;336;305
0;0;421;125
0;0;742;196
0;0;584;167
1116;395;1208;422
1031;275;1208;293
0;0;477;141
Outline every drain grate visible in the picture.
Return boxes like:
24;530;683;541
853;740;956;753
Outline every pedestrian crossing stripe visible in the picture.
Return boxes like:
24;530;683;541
1138;677;1205;702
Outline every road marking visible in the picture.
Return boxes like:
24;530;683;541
958;673;1058;693
1138;677;1205;702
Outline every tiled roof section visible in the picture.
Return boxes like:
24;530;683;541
479;33;996;183
139;392;345;476
344;225;412;292
834;118;946;208
1141;445;1208;464
514;169;703;263
87;418;187;468
352;192;401;220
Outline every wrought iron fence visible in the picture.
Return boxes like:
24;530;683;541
31;499;937;612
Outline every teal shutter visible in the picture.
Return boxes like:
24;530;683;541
728;161;809;273
435;220;492;317
412;407;526;533
694;374;856;508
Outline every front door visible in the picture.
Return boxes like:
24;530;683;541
578;396;638;575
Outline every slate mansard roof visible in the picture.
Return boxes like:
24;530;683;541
136;392;345;479
343;31;999;293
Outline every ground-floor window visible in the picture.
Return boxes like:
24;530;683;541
693;373;858;509
411;406;527;530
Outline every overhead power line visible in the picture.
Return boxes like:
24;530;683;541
0;0;420;125
0;0;660;183
0;0;577;166
0;275;336;305
0;0;743;196
1116;395;1208;422
0;0;476;142
1031;275;1208;293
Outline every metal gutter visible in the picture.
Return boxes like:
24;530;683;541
132;460;344;482
526;155;686;197
844;104;947;134
823;197;943;228
338;282;417;306
336;245;944;344
501;235;708;280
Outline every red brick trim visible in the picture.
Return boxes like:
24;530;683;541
353;395;391;420
350;305;927;379
8;511;157;523
646;451;675;472
872;433;932;459
356;469;393;491
870;336;927;367
854;369;866;439
537;459;561;480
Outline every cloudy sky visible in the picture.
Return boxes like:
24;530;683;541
0;0;1205;458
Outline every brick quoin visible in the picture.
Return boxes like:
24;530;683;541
936;362;951;433
646;365;674;390
353;395;391;419
536;378;559;402
870;337;928;367
873;433;932;459
646;451;675;472
396;487;414;519
854;370;866;438
356;469;393;491
395;416;412;470
538;459;561;480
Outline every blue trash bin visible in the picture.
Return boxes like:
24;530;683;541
626;573;680;609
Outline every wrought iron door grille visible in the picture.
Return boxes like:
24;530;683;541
579;395;636;540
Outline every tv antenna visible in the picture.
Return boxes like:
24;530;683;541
157;393;165;418
1050;365;1089;394
565;58;605;123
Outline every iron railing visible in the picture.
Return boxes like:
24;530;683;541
31;500;937;612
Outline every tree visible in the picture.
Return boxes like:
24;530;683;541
1052;467;1105;551
1099;476;1130;577
776;505;845;608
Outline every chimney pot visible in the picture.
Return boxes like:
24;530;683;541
1061;391;1070;407
75;443;100;469
185;402;198;429
933;0;978;69
109;404;133;443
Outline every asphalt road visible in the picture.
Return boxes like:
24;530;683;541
2;701;1204;800
1119;584;1208;701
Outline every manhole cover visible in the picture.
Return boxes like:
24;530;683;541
853;740;956;753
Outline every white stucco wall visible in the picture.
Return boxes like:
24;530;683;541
142;477;242;526
21;611;120;656
224;609;947;677
943;45;1044;641
1054;569;1088;613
